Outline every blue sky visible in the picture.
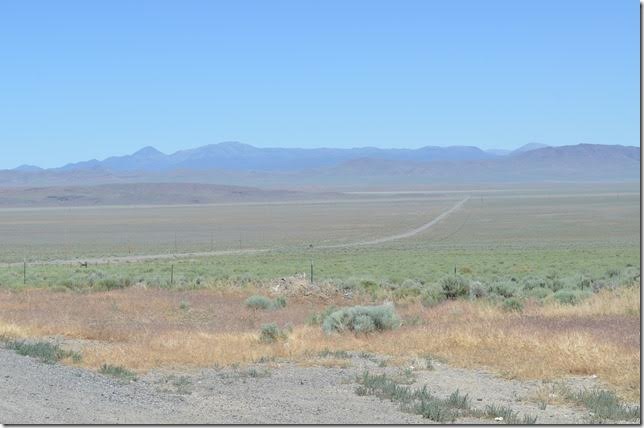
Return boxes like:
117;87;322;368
0;0;638;169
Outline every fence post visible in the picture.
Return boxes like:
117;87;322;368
310;259;313;284
170;264;174;285
23;259;26;285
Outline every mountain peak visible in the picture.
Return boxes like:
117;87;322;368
133;146;164;157
511;142;550;155
13;164;43;172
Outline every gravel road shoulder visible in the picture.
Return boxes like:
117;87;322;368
0;345;609;424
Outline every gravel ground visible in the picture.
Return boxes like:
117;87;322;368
0;347;612;424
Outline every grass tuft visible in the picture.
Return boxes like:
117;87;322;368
98;363;137;381
565;388;640;422
259;323;288;343
6;340;81;364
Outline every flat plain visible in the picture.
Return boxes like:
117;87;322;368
0;182;640;424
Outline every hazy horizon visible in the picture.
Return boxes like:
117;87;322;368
10;140;568;170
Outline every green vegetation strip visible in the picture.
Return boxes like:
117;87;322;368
564;388;640;423
5;340;81;364
355;371;537;424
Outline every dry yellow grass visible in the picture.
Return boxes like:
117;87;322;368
0;286;639;401
536;286;640;317
0;320;33;339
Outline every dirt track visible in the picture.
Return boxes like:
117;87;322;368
7;197;469;268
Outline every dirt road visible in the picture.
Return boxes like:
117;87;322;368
8;197;469;268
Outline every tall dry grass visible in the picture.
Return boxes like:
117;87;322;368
0;286;639;401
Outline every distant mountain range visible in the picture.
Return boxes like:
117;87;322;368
0;142;639;190
50;142;504;173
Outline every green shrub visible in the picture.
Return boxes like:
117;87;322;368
245;295;286;310
605;268;620;278
553;289;584;305
273;296;287;309
522;276;545;290
6;340;81;364
360;280;380;297
439;275;469;299
99;364;137;381
259;323;287;343
307;305;339;326
470;281;486;299
246;295;273;309
420;284;446;307
544;273;564;292
485;404;537;424
393;284;422;300
322;303;400;334
502;298;524;312
576;276;592;290
525;286;551;300
488;281;515;298
96;277;131;291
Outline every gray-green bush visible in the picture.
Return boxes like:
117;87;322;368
259;323;288;343
322;303;400;334
439;275;469;299
245;295;287;310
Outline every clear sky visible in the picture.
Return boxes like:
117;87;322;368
0;0;638;169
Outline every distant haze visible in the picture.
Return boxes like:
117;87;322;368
1;143;639;192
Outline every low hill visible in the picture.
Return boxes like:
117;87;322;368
0;183;332;207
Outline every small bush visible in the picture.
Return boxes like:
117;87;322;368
524;286;551;300
420;284;446;307
522;276;546;291
6;340;81;364
245;295;286;310
553;289;583;305
99;364;137;381
360;280;380;297
576;276;592;290
307;305;338;326
470;281;486;299
245;295;273;309
502;298;523;312
95;277;132;291
259;323;287;343
488;281;515;298
322;303;400;334
439;275;469;299
273;296;287;309
485;404;537;424
544;273;564;292
605;268;620;278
